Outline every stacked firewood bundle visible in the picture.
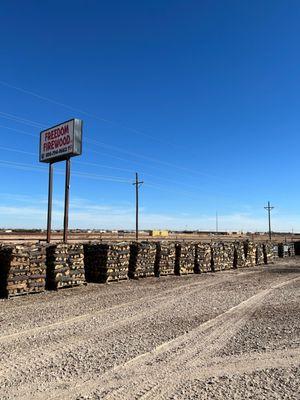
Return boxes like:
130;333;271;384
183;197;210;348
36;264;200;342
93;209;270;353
272;244;279;261
243;241;256;267
46;244;85;290
235;241;246;268
278;243;288;258
155;241;176;276
263;242;274;264
27;244;47;293
288;243;295;257
84;242;130;282
222;242;235;270
211;242;225;271
194;243;212;273
129;241;157;278
175;242;196;275
0;244;46;297
256;243;264;265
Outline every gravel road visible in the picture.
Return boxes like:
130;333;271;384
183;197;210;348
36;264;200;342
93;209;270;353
0;259;299;399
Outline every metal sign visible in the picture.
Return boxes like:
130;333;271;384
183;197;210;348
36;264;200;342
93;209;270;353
40;119;82;163
40;118;83;243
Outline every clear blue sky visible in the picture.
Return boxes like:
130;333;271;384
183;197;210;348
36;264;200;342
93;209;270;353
0;0;299;231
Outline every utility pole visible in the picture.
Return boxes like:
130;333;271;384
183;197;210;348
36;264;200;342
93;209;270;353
133;172;144;241
264;201;274;241
216;211;219;234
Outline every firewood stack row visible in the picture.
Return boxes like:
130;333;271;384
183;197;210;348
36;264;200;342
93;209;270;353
129;241;156;278
211;242;225;271
46;244;85;290
0;244;46;298
194;243;212;273
222;242;235;270
175;242;196;275
155;241;176;276
84;242;130;282
235;241;247;268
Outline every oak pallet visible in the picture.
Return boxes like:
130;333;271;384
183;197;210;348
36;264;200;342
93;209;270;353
155;241;176;276
0;244;46;298
235;241;247;268
175;242;196;275
194;243;212;273
46;244;85;290
129;241;157;279
222;242;235;270
244;241;256;267
84;242;130;283
256;243;265;265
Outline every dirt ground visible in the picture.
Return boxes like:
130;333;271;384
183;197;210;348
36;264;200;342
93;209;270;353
0;259;299;399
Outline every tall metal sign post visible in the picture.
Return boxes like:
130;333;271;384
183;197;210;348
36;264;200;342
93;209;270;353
39;119;83;243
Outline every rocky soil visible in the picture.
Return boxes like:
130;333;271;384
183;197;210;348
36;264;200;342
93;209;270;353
0;259;299;399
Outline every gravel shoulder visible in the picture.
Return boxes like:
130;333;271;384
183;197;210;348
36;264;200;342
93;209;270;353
0;259;299;399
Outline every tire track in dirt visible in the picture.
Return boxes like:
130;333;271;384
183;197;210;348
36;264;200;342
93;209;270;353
37;275;300;400
0;273;247;385
1;271;251;342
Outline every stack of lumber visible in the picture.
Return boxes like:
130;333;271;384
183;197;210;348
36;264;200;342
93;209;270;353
84;242;130;282
46;244;85;290
222;242;235;270
175;242;195;275
129;241;156;278
256;243;264;265
155;241;176;276
243;241;256;267
194;243;212;273
0;244;46;298
235;241;246;268
211;242;225;272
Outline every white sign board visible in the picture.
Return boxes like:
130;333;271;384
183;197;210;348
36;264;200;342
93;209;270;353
40;119;82;163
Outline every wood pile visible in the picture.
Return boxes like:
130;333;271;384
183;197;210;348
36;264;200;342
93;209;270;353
84;242;130;283
211;242;225;271
263;243;274;264
194;243;212;273
272;244;279;261
175;242;196;275
255;243;264;265
279;243;295;258
155;241;176;276
243;241;256;267
46;244;85;290
222;242;235;270
0;244;46;298
288;243;295;257
235;241;246;268
129;241;156;278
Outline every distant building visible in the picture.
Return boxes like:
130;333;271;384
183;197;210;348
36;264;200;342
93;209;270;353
150;230;169;238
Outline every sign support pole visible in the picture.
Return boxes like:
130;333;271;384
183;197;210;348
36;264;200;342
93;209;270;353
46;162;53;243
63;158;71;243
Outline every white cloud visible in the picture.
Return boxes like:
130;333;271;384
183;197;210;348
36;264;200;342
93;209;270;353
0;193;298;232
